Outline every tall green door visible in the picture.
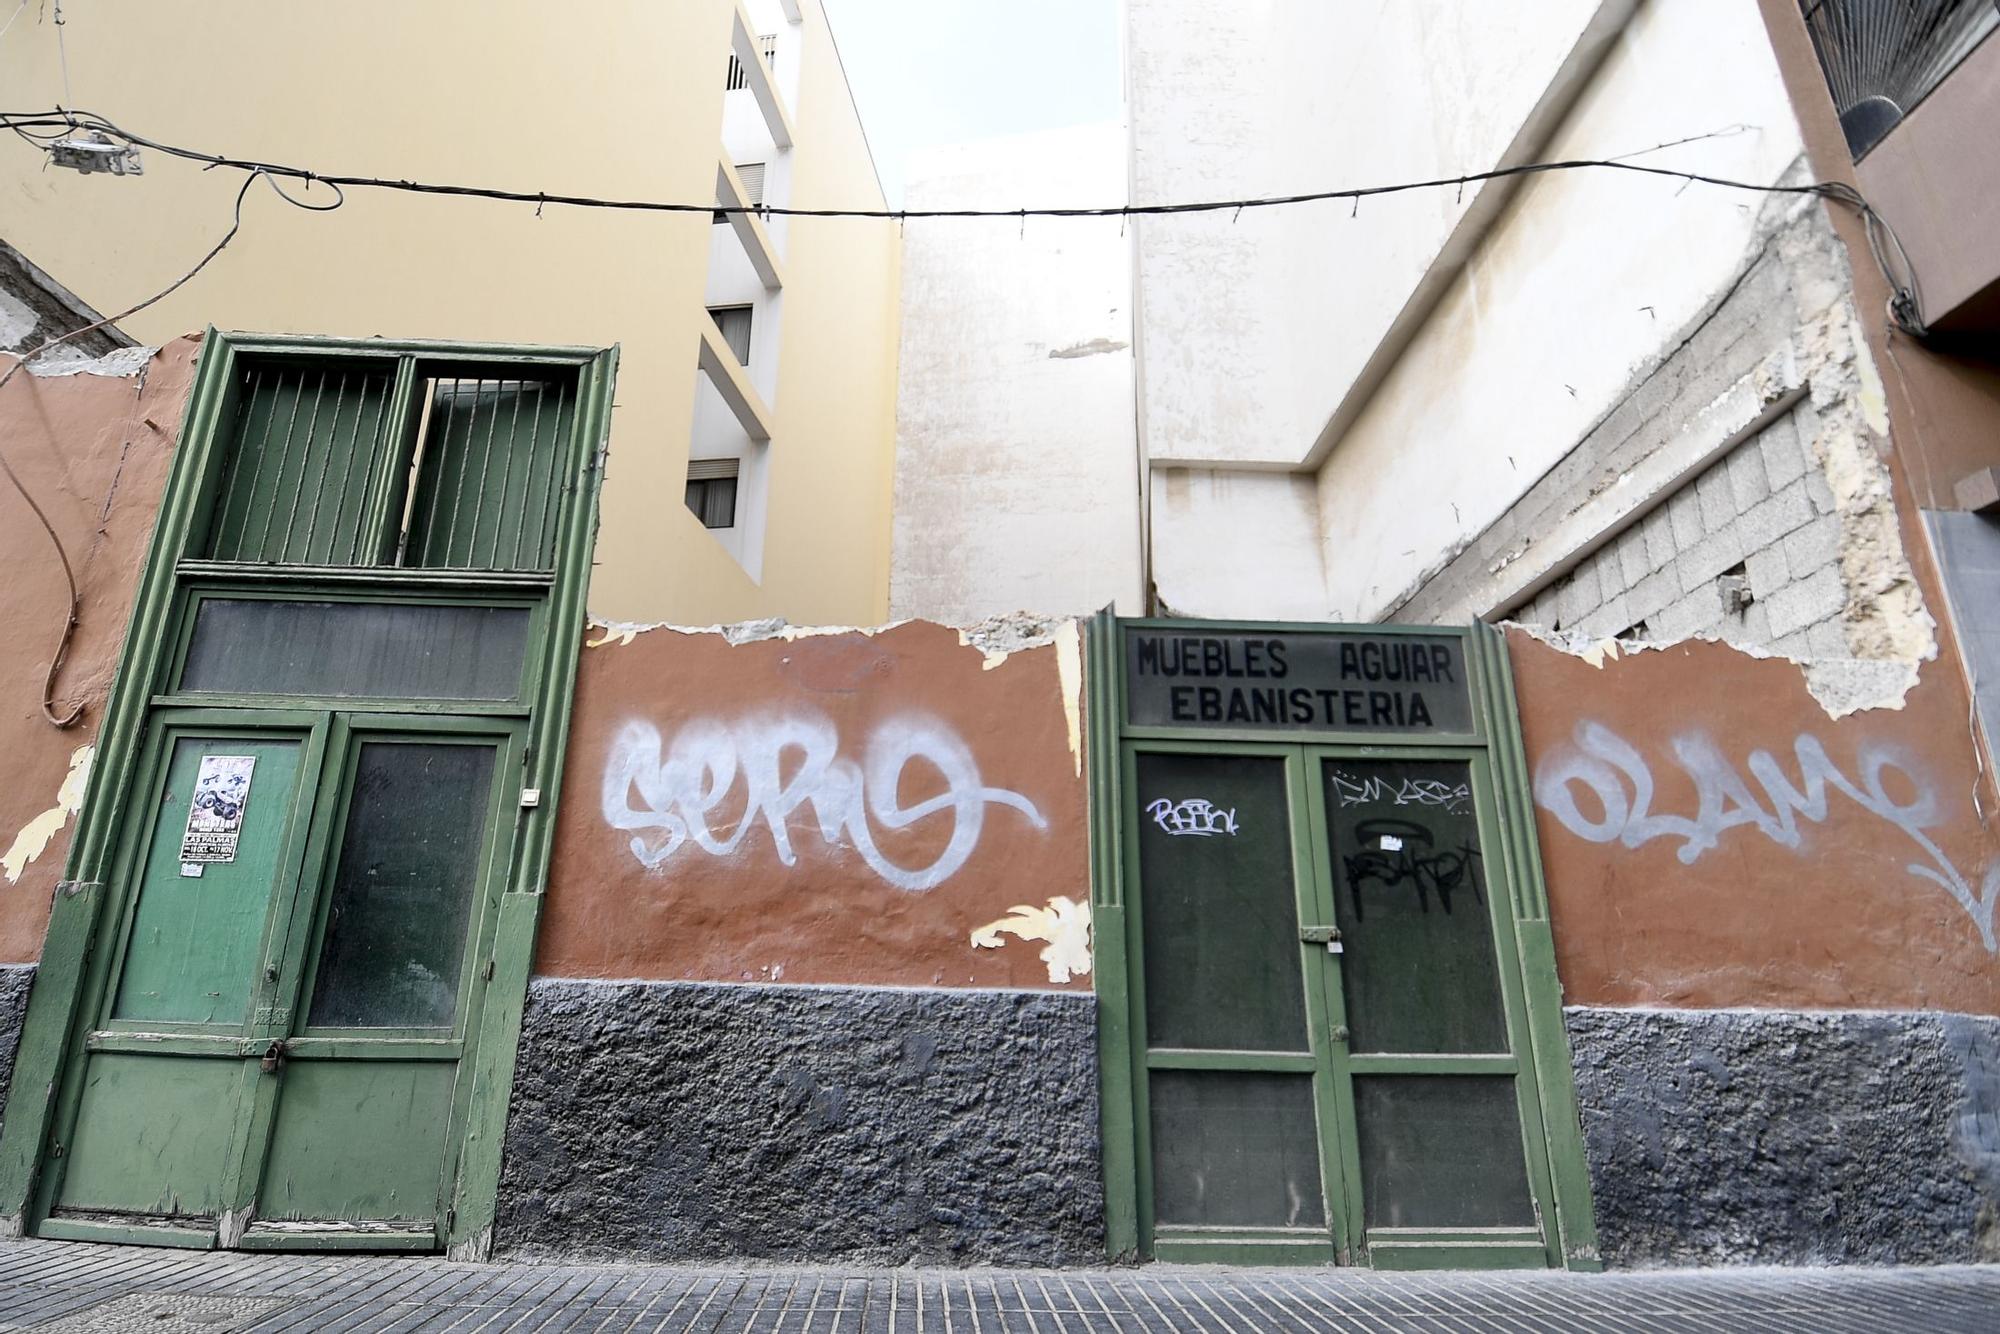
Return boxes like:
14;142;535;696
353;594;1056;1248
35;714;519;1250
0;334;617;1255
1096;618;1599;1270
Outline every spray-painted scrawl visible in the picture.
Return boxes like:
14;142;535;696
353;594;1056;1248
602;713;1047;892
1534;720;1999;953
1147;798;1239;837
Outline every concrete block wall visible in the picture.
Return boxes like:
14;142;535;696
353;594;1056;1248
1514;397;1852;658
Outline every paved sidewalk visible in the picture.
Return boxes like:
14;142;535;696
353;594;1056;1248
1;1238;1997;1332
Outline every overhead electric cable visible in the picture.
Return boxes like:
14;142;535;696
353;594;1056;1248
0;107;1930;335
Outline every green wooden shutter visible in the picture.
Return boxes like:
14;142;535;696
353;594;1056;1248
207;361;397;565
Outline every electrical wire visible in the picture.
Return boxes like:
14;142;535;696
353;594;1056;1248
0;106;1930;336
0;170;338;727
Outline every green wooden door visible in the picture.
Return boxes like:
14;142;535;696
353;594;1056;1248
1305;749;1560;1269
34;712;517;1251
1127;743;1353;1264
1125;742;1561;1268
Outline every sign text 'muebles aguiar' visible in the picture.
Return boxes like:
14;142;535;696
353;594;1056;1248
1124;628;1474;734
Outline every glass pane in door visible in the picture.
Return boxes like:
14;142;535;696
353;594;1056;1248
1353;1075;1535;1228
1150;1070;1326;1227
306;741;496;1029
1321;758;1507;1053
113;737;302;1024
1136;752;1306;1051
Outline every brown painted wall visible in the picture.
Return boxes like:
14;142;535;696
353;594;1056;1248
1514;628;2000;1014
538;620;1093;990
0;337;198;962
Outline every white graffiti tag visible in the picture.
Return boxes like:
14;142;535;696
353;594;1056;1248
601;713;1047;892
1534;720;1999;952
1329;770;1470;813
1146;798;1239;837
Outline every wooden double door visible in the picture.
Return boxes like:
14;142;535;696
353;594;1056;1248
1126;742;1566;1268
34;709;519;1251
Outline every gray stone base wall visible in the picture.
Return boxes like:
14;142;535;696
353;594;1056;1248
1566;1005;2000;1266
496;977;1103;1266
0;964;34;1143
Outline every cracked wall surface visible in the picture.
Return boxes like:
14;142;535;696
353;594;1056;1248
1568;1006;2000;1266
496;978;1104;1265
1410;202;1934;712
1512;220;1935;697
0;965;33;1145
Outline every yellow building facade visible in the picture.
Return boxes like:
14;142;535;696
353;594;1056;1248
0;0;900;626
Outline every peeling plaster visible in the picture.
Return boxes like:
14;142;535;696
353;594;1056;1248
585;617;907;648
1518;289;1936;721
588;615;1084;676
2;744;93;883
1056;621;1084;777
970;895;1092;984
1806;311;1937;673
25;345;155;379
954;612;1074;670
1512;623;1922;720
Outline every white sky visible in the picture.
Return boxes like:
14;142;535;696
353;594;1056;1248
822;0;1123;205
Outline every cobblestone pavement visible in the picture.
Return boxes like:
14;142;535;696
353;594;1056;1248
1;1238;1997;1332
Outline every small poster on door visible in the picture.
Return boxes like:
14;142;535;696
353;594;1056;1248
179;754;256;864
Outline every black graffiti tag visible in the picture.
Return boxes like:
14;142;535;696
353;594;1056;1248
1342;818;1483;921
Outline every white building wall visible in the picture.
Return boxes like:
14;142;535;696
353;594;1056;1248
890;124;1144;622
1126;0;1612;470
1313;0;1807;620
888;1;1827;631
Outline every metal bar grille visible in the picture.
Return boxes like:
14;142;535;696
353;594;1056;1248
207;361;397;565
725;32;777;90
1800;0;1999;157
404;374;577;571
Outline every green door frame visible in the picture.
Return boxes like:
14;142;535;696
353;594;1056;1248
1086;612;1601;1270
0;332;618;1257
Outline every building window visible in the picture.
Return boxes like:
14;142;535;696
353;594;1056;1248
724;32;778;90
1800;0;1999;157
686;458;740;529
207;357;581;573
714;162;765;224
708;305;753;365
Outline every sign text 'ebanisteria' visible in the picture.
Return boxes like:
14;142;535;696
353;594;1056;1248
1124;628;1474;733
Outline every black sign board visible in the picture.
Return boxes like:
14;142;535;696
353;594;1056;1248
1125;628;1475;734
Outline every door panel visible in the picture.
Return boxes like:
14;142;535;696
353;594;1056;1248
54;1055;245;1219
1320;757;1507;1055
1131;748;1344;1261
1351;1075;1535;1230
1138;752;1310;1052
1149;1069;1326;1229
110;737;304;1026
1311;752;1550;1268
303;740;496;1031
250;727;511;1237
47;727;312;1238
254;1060;457;1224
